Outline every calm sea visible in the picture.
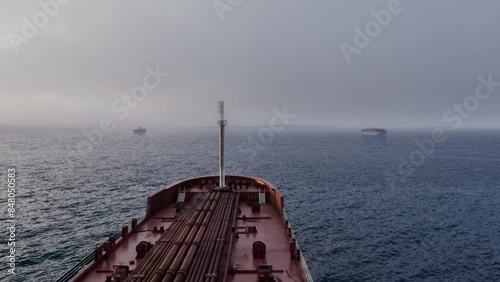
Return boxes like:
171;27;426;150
1;127;499;281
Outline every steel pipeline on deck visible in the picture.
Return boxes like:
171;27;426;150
128;193;207;282
126;191;238;282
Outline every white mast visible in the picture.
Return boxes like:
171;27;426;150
217;101;227;187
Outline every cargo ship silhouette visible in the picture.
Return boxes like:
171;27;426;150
134;127;146;135
58;101;313;282
361;127;387;136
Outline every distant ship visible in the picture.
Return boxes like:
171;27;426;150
57;102;313;282
361;127;387;136
133;126;146;135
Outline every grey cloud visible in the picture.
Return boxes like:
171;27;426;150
0;0;499;129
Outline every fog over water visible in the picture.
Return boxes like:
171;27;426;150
1;1;499;129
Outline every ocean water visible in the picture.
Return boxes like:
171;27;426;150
1;127;500;281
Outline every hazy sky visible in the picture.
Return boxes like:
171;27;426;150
1;1;499;129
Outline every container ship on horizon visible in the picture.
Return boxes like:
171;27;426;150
57;102;313;282
134;127;147;135
361;127;387;136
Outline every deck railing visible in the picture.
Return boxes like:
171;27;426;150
55;232;122;282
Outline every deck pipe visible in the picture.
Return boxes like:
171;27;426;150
131;196;207;282
186;192;230;282
149;193;217;282
128;193;207;282
205;192;235;282
173;192;234;282
187;193;229;282
161;192;220;282
145;194;209;281
193;192;234;282
141;194;208;282
133;194;206;281
128;204;193;282
162;193;222;282
200;192;232;281
182;201;217;282
175;199;215;282
219;194;240;282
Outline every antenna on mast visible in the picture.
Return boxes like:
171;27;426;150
217;101;227;187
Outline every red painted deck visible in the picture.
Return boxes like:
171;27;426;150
66;175;313;282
